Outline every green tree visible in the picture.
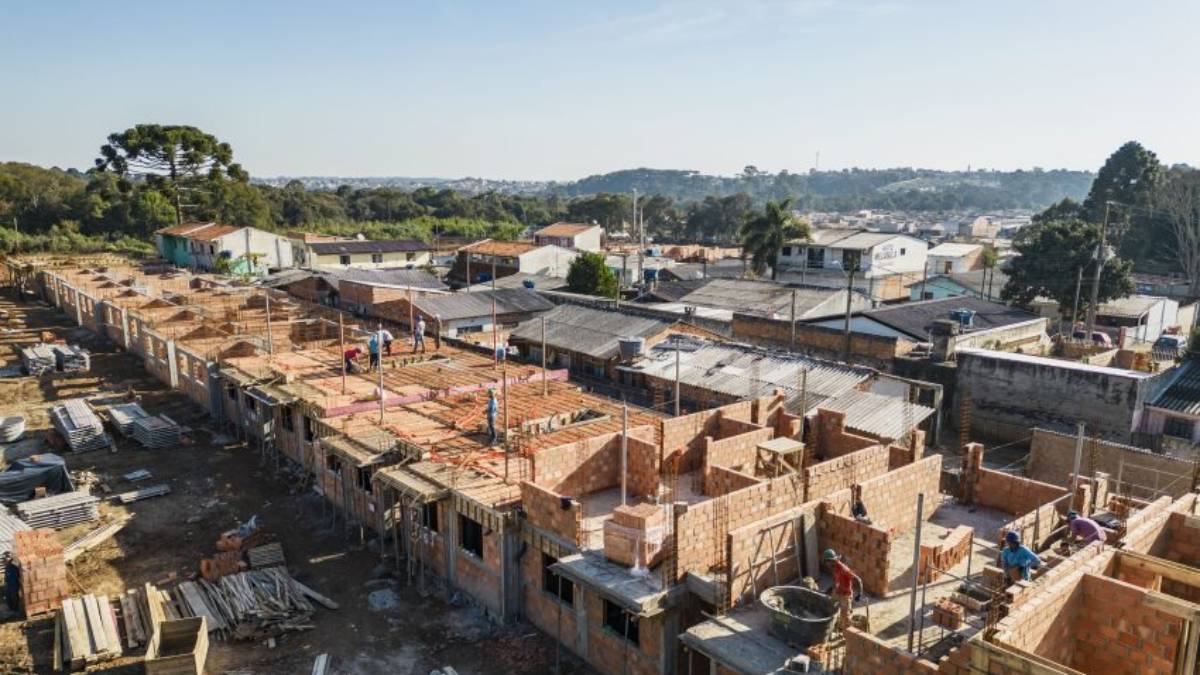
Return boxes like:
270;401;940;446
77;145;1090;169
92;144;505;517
1081;141;1163;263
1032;197;1081;225
131;190;177;233
95;124;248;225
566;251;618;298
566;193;632;232
1001;219;1133;317
739;198;810;280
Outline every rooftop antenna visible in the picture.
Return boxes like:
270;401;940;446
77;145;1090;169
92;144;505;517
814;150;820;172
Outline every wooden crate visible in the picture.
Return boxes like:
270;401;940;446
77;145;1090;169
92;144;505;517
145;616;208;675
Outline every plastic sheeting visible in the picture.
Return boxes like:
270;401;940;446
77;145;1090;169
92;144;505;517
0;453;73;505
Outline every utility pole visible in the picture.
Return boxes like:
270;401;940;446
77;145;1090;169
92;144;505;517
338;312;346;394
503;368;510;481
799;367;808;417
1071;267;1083;329
264;292;273;355
674;347;681;417
918;260;929;301
1085;203;1111;338
842;252;859;363
789;290;797;350
541;315;548;396
377;322;386;423
465;252;471;293
620;399;628;506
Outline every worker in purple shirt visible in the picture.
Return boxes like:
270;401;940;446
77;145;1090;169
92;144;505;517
1067;510;1106;546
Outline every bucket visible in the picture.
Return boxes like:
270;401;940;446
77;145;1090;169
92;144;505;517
759;586;837;648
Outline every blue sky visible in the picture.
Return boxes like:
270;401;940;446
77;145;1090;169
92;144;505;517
2;1;1197;180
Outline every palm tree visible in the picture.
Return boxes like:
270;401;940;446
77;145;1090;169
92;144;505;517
739;198;810;280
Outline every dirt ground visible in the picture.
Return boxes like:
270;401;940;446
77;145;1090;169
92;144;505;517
0;294;593;675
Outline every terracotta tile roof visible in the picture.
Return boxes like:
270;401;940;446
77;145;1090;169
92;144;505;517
156;221;215;236
186;224;242;241
464;240;541;257
535;222;599;238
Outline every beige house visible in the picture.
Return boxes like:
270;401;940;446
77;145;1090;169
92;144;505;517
305;239;434;270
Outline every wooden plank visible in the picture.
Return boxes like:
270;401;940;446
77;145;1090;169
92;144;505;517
1145;591;1196;620
100;596;122;657
144;582;165;630
312;653;329;675
1118;550;1200;588
178;582;224;632
127;590;146;643
69;597;91;662
82;594;108;655
291;578;339;610
52;611;62;674
60;598;86;665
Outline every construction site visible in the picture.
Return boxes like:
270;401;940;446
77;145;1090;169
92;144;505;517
0;255;1198;675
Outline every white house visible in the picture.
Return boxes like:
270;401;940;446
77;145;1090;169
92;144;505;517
533;222;604;251
926;243;985;275
173;224;293;275
779;229;927;277
452;241;578;285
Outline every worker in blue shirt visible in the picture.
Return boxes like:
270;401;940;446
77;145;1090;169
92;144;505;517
1000;531;1042;582
368;333;380;371
486;390;498;445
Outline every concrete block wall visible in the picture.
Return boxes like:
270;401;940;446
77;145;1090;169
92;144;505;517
1072;574;1185;675
520;481;581;546
1026;428;1194;500
803;444;892;502
818;509;892;595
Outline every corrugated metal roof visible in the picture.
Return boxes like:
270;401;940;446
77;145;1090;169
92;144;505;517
622;339;872;413
820;389;934;439
414;288;554;321
927;243;982;257
1149;360;1200;416
1097;295;1163;319
510;304;671;360
673;279;842;317
863;296;1041;339
309;239;433;255
320;267;447;290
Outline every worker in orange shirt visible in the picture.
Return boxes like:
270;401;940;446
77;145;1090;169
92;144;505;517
823;548;863;631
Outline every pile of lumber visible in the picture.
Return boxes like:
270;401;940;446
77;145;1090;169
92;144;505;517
17;491;100;529
52;344;90;372
132;415;181;449
106;403;150;437
50;399;110;453
20;344;57;376
136;567;336;642
64;517;130;563
54;594;123;670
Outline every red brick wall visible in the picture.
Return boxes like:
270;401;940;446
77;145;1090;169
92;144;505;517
810;409;879;460
803;444;892;502
704;464;763;497
825;455;943;535
583;590;661;675
626;435;661;498
703;425;773;474
726;502;818;603
519;548;581;655
818;509;893;595
844;628;939;675
521;482;581;546
973;468;1069;517
662;400;754;472
731;314;911;365
534;432;621;497
1072;574;1184;675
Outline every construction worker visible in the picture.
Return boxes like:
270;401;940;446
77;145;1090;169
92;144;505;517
344;345;363;373
822;549;862;631
1000;531;1042;582
368;332;380;371
1067;510;1105;546
379;327;395;355
413;315;426;354
486;390;499;445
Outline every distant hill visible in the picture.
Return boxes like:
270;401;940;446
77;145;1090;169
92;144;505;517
259;167;1093;211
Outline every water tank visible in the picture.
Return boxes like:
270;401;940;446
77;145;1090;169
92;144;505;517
617;337;646;360
522;279;535;289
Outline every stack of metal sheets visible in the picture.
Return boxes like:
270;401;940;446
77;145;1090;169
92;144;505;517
131;415;181;449
16;491;100;529
52;344;91;372
20;344;57;376
51;399;109;453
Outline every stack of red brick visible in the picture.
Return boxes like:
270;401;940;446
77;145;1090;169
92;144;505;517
13;529;68;617
931;597;964;630
917;525;973;584
604;503;666;568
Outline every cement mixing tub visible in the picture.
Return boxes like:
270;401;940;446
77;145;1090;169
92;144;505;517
760;586;837;647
